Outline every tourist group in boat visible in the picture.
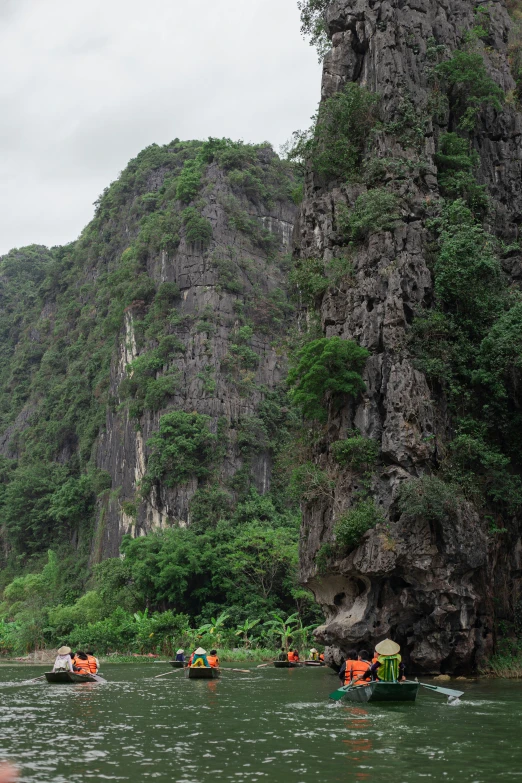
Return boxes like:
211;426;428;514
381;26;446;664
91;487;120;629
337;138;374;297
42;636;464;704
53;646;99;675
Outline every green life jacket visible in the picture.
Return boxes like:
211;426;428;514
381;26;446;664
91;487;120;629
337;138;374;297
377;654;401;681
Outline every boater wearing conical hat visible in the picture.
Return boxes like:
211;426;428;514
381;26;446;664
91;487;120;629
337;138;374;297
371;639;405;682
191;648;210;668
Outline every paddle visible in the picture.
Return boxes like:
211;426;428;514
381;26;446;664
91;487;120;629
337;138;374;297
407;680;464;699
256;663;271;668
228;668;250;674
154;668;185;679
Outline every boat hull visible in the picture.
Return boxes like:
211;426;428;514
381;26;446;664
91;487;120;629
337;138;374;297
273;661;301;668
185;667;220;679
169;661;186;668
44;672;100;684
343;681;419;703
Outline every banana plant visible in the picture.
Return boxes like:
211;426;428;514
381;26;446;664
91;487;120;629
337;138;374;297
196;611;230;644
264;611;300;651
235;618;260;648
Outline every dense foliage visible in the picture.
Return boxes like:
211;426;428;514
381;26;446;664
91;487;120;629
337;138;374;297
288;337;369;422
0;490;321;655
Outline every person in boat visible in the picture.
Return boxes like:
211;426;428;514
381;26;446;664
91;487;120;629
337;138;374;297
287;649;300;663
86;651;99;673
319;652;325;663
72;651;92;674
309;648;319;661
207;649;220;668
52;646;74;673
190;647;210;667
339;650;371;686
370;639;406;682
276;648;287;662
175;649;185;663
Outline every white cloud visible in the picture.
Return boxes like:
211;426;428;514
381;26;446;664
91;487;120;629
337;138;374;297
0;0;321;254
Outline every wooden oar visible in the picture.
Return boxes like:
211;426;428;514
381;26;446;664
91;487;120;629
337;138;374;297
407;680;464;699
228;668;250;674
256;663;271;668
24;675;47;683
154;668;185;679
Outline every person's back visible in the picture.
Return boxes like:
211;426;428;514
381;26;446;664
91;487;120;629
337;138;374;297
340;649;371;686
288;650;299;663
175;649;185;663
73;652;91;674
53;646;73;673
370;639;405;682
207;650;219;668
191;647;209;667
277;649;287;662
85;652;98;674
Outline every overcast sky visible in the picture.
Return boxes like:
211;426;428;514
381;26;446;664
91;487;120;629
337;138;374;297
0;0;321;255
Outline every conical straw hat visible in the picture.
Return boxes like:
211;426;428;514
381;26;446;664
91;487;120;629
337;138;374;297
194;647;207;655
58;646;71;655
310;648;318;654
375;639;400;656
176;649;184;655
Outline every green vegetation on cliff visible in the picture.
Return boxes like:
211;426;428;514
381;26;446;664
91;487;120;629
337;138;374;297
0;135;313;654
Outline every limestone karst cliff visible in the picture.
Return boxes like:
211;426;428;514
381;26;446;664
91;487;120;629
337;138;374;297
0;140;297;563
295;0;522;673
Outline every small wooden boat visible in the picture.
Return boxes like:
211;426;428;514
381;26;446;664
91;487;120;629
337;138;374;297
169;660;186;668
44;672;105;684
342;681;419;703
273;661;301;668
184;666;220;679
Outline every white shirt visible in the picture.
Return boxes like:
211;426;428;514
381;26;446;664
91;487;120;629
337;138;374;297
53;654;73;672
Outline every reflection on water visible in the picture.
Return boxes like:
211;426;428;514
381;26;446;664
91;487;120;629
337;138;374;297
0;665;521;782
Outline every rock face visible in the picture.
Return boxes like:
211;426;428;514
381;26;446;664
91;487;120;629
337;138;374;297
93;152;296;558
296;0;522;673
0;141;297;563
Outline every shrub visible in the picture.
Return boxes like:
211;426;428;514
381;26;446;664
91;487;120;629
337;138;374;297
338;189;400;241
288;336;369;422
182;208;213;248
176;158;205;203
289;462;334;502
398;475;459;523
288;84;379;182
435;49;504;131
331;433;379;471
190;485;233;527
435;133;488;214
434;200;504;334
335;500;384;549
297;0;330;59
142;411;217;495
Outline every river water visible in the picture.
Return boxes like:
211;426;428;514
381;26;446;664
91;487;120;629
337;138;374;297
0;664;520;782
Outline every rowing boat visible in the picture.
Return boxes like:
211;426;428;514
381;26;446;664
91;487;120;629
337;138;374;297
184;667;220;679
44;672;106;684
169;661;186;668
273;661;301;669
341;681;419;703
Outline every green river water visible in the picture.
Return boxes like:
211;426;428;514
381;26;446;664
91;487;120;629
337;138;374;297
0;664;520;782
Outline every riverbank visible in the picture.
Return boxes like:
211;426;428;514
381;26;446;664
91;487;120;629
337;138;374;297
1;647;277;665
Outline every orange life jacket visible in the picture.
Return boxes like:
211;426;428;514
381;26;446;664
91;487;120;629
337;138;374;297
206;655;219;668
319;653;325;662
73;657;91;674
288;651;299;662
344;659;370;686
86;655;98;674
